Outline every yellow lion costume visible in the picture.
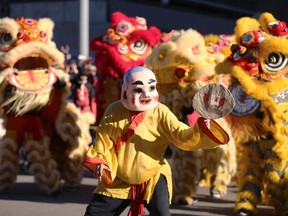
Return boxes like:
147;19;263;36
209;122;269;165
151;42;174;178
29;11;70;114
146;28;237;205
0;17;93;194
216;12;288;215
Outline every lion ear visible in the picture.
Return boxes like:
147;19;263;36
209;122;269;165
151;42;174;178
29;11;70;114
38;18;54;40
0;17;19;51
234;17;260;44
259;12;277;34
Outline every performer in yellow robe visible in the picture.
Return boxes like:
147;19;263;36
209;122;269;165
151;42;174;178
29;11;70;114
83;66;229;216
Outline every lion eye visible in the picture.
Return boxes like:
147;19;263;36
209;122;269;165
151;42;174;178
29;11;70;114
116;21;132;36
264;52;288;72
40;31;47;38
0;33;12;44
130;40;147;55
17;30;24;39
24;18;35;25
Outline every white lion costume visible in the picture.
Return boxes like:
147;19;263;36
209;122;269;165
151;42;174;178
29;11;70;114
0;17;93;194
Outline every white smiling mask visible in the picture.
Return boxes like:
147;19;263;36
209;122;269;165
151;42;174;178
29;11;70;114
121;66;159;111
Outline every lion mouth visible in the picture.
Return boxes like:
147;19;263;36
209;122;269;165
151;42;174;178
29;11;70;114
8;56;57;92
14;56;49;70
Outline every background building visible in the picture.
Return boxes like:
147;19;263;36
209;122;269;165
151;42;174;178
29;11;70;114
1;0;287;58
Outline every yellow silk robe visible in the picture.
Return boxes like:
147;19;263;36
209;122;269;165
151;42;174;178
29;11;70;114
84;101;228;203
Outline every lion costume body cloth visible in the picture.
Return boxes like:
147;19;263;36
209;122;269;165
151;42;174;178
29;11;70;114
0;17;93;194
145;29;237;205
216;12;288;215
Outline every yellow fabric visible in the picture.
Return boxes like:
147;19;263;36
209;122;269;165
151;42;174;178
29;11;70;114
86;101;225;202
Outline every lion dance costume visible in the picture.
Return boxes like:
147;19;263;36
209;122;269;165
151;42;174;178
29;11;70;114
90;11;162;125
0;17;93;194
216;12;288;215
146;28;237;205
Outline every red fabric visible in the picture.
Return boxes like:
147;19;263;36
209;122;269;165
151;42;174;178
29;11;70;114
6;114;44;143
91;97;97;118
40;88;63;124
128;181;149;216
270;20;288;37
115;111;146;152
82;156;106;173
116;111;148;216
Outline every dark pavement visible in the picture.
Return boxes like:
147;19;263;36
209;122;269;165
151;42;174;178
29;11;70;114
0;170;274;216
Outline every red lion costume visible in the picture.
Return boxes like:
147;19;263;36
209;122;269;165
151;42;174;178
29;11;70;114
90;11;162;124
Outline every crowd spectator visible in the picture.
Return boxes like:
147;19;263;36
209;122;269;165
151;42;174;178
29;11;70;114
69;67;96;115
59;44;99;118
66;59;79;84
59;43;72;65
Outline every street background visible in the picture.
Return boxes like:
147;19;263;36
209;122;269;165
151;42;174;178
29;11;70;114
0;170;274;216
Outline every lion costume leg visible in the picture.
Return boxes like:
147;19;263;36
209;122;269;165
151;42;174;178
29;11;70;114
235;142;262;215
258;139;288;215
0;137;19;191
171;146;202;205
51;102;92;188
268;181;288;216
25;138;61;194
200;118;237;198
201;146;234;198
54;146;86;188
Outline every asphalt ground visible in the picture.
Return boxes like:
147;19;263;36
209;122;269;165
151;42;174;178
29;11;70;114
0;169;275;216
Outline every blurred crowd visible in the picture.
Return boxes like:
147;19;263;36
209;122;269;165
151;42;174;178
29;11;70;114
59;44;98;119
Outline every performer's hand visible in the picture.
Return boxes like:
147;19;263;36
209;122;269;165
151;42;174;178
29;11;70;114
94;164;111;181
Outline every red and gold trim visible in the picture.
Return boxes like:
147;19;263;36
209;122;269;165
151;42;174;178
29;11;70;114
197;117;230;144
